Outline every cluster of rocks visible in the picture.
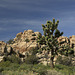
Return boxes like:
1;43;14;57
57;36;75;66
58;36;69;46
58;35;75;55
36;50;58;65
0;41;13;62
0;30;41;62
0;30;75;65
12;30;41;53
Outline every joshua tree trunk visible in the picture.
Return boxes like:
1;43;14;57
50;49;54;69
50;56;54;68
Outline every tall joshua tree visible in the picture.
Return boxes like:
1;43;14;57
37;18;63;68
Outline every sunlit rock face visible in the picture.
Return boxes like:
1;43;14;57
57;36;69;46
0;30;75;65
69;35;75;55
11;30;42;54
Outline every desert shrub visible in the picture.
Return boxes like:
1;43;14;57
38;70;47;75
0;61;20;72
2;70;38;75
0;61;11;68
47;70;63;75
30;48;38;55
25;55;38;64
19;63;49;75
32;64;49;75
18;63;33;71
7;39;14;44
0;67;4;72
18;63;48;74
55;64;75;75
8;63;20;71
0;61;12;71
17;35;21;40
55;64;67;70
56;56;72;66
3;54;21;64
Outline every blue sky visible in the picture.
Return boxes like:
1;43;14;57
0;0;75;41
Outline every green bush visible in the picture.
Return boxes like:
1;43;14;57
32;64;49;75
18;63;33;71
3;54;21;64
38;69;47;75
19;64;49;75
0;61;75;75
25;55;38;64
8;63;20;71
0;61;11;68
56;56;72;66
2;70;38;75
30;48;38;55
47;70;63;75
55;64;75;75
0;61;12;71
7;39;14;44
0;67;4;72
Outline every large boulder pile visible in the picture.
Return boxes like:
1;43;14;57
58;35;75;54
0;41;6;55
0;30;42;62
11;30;41;54
0;30;75;65
69;35;75;55
0;41;13;62
0;41;12;55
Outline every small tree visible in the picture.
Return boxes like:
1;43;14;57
37;18;63;68
7;39;14;44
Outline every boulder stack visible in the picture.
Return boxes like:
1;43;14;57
11;30;42;54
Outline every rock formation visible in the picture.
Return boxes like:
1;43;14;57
11;30;41;54
69;35;75;55
0;30;75;65
58;36;69;46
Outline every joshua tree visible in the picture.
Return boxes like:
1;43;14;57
37;18;74;68
37;18;63;68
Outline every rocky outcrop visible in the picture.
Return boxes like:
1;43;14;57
0;56;4;62
14;30;41;43
57;36;69;46
0;41;6;55
0;41;13;62
0;30;42;62
36;49;58;65
0;30;75;65
69;35;75;55
12;30;41;54
72;57;75;66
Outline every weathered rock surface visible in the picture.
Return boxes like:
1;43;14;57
58;36;69;46
11;30;41;54
0;30;75;65
0;56;4;62
0;41;6;55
